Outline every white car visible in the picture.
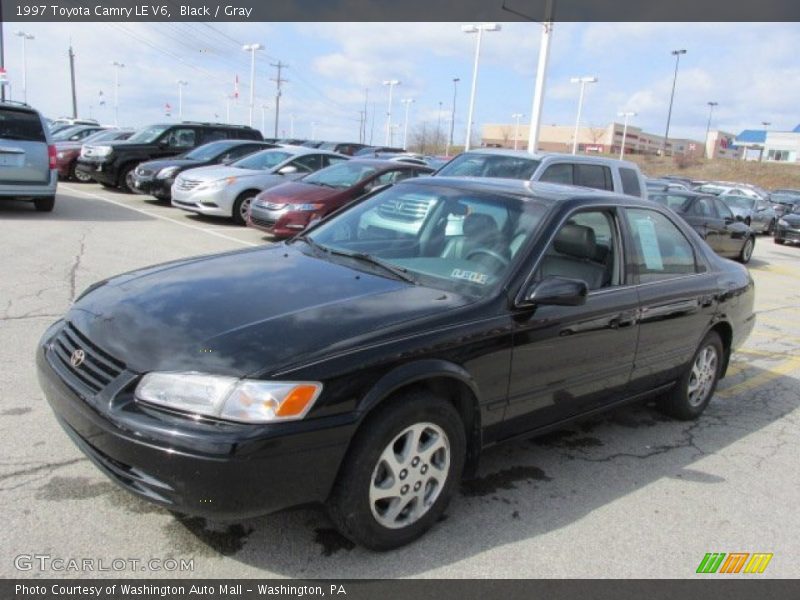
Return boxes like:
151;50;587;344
171;146;349;224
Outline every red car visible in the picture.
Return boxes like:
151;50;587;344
248;159;433;238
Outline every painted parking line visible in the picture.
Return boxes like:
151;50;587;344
716;356;800;398
60;184;259;248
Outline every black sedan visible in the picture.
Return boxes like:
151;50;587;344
130;140;275;201
650;190;756;263
774;202;800;245
37;177;755;550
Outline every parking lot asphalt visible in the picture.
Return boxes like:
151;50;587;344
1;183;798;578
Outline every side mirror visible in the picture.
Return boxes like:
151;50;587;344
278;165;298;175
518;276;588;308
724;216;735;225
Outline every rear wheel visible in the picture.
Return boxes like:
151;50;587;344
119;164;136;193
738;236;754;263
232;191;257;226
657;331;723;420
34;196;55;212
327;390;465;550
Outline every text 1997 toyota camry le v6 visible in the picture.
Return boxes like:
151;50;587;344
37;177;755;550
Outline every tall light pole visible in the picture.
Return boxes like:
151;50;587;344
569;76;597;155
111;61;125;127
382;79;400;146
242;43;263;127
462;23;501;151
511;113;524;150
400;98;414;150
527;1;554;153
617;111;636;159
446;77;460;157
14;31;35;103
704;101;718;158
663;48;687;155
176;80;187;120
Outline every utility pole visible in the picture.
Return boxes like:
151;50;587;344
68;44;78;118
270;61;288;138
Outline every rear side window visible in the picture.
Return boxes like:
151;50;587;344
575;164;613;191
619;167;642;197
625;208;697;283
0;109;46;142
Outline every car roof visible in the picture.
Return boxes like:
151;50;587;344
254;145;347;157
456;148;641;169
346;158;433;170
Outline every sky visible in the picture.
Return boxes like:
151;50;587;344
2;22;798;144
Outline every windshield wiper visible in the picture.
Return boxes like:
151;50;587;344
326;248;417;284
307;181;337;188
290;233;327;256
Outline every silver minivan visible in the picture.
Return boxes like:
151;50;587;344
0;102;58;211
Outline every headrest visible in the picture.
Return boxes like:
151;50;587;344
554;223;596;260
463;213;498;237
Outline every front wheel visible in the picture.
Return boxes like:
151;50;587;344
657;331;723;420
232;192;257;226
738;236;754;263
119;164;137;193
327;390;466;550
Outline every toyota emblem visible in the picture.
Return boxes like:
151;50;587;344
70;349;86;368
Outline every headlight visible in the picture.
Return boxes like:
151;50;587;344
135;372;322;423
778;219;789;227
156;166;180;180
293;203;324;212
197;176;236;191
56;151;65;159
92;146;113;157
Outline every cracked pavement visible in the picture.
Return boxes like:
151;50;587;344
1;185;798;578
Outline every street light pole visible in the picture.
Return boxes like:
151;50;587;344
617;111;636;159
176;80;187;120
382;79;400;146
446;77;460;157
14;31;35;103
527;1;554;153
663;48;687;155
569;76;597;155
462;23;501;151
111;61;125;127
400;98;414;150
704;101;718;158
242;43;263;127
511;113;523;150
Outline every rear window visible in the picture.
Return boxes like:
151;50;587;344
0;108;46;142
575;164;613;191
619;167;642;197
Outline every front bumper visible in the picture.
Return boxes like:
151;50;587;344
248;204;313;238
131;174;173;199
36;321;355;520
171;186;236;217
775;225;800;243
76;158;116;186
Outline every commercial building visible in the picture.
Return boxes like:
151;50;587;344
734;125;800;162
705;130;742;160
481;122;703;157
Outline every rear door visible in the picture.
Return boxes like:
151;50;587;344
713;198;749;256
685;195;726;253
0;106;49;184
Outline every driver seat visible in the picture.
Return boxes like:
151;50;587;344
441;213;507;261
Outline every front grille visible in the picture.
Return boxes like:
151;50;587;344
49;322;125;395
377;197;433;221
250;216;276;229
175;178;201;191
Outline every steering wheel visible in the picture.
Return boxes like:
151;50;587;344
465;248;510;268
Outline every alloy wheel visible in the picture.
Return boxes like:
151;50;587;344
742;238;754;262
687;345;718;407
239;196;253;222
369;422;450;530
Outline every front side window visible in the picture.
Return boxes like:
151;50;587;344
625;209;697;283
128;124;171;144
539;163;573;185
534;210;619;291
689;197;716;218
714;199;735;221
161;128;196;148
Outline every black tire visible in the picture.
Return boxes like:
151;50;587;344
71;162;93;183
100;182;116;189
774;238;785;245
232;191;257;226
33;196;55;212
327;389;466;551
118;164;137;193
737;236;754;263
657;331;723;421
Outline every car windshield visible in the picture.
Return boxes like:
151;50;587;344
722;196;755;210
127;124;171;144
302;162;378;188
81;129;120;144
51;126;86;141
436;153;541;180
184;141;235;161
232;150;292;170
301;182;550;298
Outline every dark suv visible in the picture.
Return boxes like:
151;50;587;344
75;122;262;192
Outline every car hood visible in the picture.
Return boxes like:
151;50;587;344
176;164;264;182
258;181;344;204
66;245;470;377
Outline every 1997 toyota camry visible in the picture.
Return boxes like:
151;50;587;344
37;177;755;550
